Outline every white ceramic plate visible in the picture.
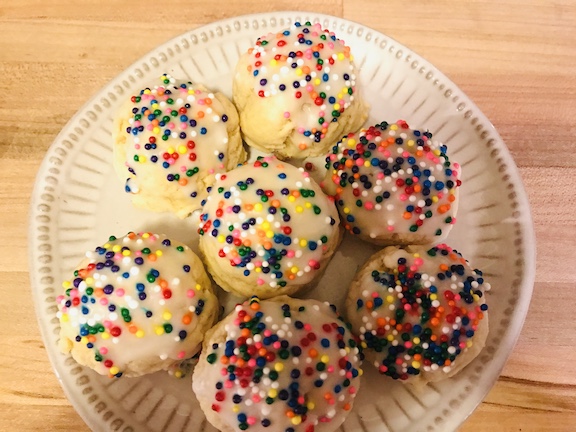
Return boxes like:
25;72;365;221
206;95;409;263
29;11;535;432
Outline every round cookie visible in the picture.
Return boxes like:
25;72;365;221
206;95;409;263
56;232;219;378
345;244;489;386
113;74;246;219
198;156;341;299
323;120;461;245
192;296;362;432
233;21;368;159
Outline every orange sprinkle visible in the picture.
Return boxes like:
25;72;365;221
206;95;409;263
128;325;138;334
298;143;308;150
403;211;412;220
376;317;386;327
220;356;229;365
431;318;440;326
414;184;422;193
94;288;104;298
250;301;260;311
366;301;373;310
148;254;157;262
438;204;450;214
308;349;318;358
204;98;212;105
343;403;351;411
178;179;188;186
159;279;168;289
302;66;311;74
439;264;449;272
197;111;205;119
182;314;192;325
291;190;301;198
448;194;456;202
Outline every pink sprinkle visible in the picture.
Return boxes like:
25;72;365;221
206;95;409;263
168;123;175;130
263;330;272;337
116;289;125;297
273;341;281;349
327;365;334;373
322;122;328;128
100;347;108;355
56;295;64;303
180;166;187;173
306;85;313;92
99;298;108;306
133;121;141;128
225;381;233;388
377;172;385;179
404;341;413;349
186;290;195;298
304;323;312;331
252;395;261;403
399;194;408;201
248;359;256;367
177;351;186;359
284;112;290;118
134;144;141;150
364;202;374;210
179;123;187;130
319;111;325;117
247;417;257;425
297;127;305;134
387;226;395;232
355;158;364;166
286;251;295;258
308;259;318;267
414;258;424;266
348;386;357;395
403;304;411;311
168;158;175;165
146;124;154;131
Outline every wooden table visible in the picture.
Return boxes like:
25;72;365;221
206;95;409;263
1;0;575;430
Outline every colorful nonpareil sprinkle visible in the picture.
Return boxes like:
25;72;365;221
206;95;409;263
56;232;215;378
350;244;490;381
245;21;358;152
196;297;362;431
198;156;339;293
324;120;461;242
120;74;236;209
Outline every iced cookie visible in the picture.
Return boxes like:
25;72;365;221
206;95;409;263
198;156;341;299
193;296;362;432
323;120;461;245
345;244;489;386
113;74;246;218
56;232;219;378
233;21;368;159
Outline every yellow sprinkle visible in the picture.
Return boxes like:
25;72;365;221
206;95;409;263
217;235;225;243
347;138;356;147
296;206;303;213
266;230;274;239
254;203;263;212
430;293;437;301
103;243;110;249
195;283;202;291
151;103;159;109
274;363;284;372
139;156;147;163
62;281;71;289
337;53;345;60
136;330;145;338
288;196;296;202
343;207;350;214
386;295;394;303
291;416;302;426
142;233;150;239
155;326;164;336
153;126;160;134
305;202;312;209
364;160;371;168
307;402;315;410
122;250;131;256
155;250;163;257
178;145;187;154
174;370;183;378
268;389;278;398
262;221;270;230
109;366;119;375
299;239;307;248
387;335;395;342
85;277;94;285
163;312;172;320
188;89;195;94
473;294;480;301
333;103;341;111
61;314;69;322
407;139;415;147
290;266;298;274
320;355;329;363
314;78;321;85
255;268;262;273
412;361;421;369
467;340;474;348
233;405;240;413
433;149;441;156
432;196;439;203
112;245;121;252
337;93;343;99
391;124;398;130
270;59;277;67
143;89;151;94
296;68;302;76
167;147;175;155
413;337;421;344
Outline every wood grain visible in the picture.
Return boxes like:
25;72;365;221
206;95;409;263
1;0;575;431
